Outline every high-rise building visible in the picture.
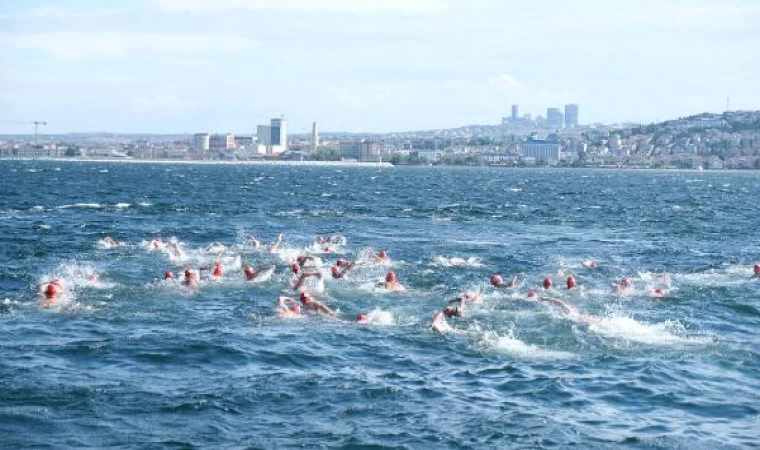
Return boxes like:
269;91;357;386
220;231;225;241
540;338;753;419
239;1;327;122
564;104;579;128
209;133;234;151
546;108;564;129
193;133;210;152
511;105;519;123
522;134;561;162
311;122;319;153
270;116;287;152
257;125;271;146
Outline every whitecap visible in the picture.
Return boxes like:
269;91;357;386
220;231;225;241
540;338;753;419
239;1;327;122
433;256;483;268
58;203;103;209
589;316;712;345
115;203;131;209
476;331;574;359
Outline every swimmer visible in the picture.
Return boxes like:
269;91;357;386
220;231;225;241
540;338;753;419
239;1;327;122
443;297;465;318
293;270;323;292
211;261;224;279
356;313;369;324
276;296;301;317
461;290;481;302
205;242;227;253
371;249;389;263
296;255;317;266
244;235;261;248
490;273;505;287
583;260;599;269
38;278;64;295
431;311;454;333
527;288;537;299
299;292;335;317
379;271;405;292
164;270;175;280
751;264;760;280
148;238;164;250
613;276;633;293
328;235;345;245
539;297;600;325
243;264;272;281
566;276;577;289
543;276;553;290
648;288;669;298
184;269;198;288
99;236;123;247
331;265;347;279
40;282;60;308
268;233;284;253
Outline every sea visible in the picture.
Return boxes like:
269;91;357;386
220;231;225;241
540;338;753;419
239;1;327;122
0;161;758;449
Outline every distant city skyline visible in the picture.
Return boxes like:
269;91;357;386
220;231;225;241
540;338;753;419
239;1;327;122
1;0;758;134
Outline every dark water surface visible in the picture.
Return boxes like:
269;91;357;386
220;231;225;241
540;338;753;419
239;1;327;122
1;161;758;449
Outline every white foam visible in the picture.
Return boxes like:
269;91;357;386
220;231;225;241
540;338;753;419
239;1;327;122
115;203;131;209
477;331;574;359
359;308;395;326
433;256;483;268
589;316;712;345
58;203;103;209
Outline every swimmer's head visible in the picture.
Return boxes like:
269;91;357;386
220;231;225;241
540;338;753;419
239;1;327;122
185;269;196;279
527;288;537;298
243;265;256;279
490;273;504;287
385;271;396;282
164;270;174;280
543;276;553;289
378;249;387;259
566;276;576;289
356;313;367;323
45;283;58;298
291;263;301;274
754;264;760;274
621;276;631;287
443;306;458;317
331;265;342;279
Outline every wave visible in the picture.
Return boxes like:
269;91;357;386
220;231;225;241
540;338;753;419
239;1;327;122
475;331;574;359
588;316;713;346
432;256;483;268
58;203;104;209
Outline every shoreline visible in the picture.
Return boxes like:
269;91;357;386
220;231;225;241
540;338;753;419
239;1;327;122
0;157;394;168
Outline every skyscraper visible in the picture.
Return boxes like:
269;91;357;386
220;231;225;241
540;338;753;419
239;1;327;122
546;108;564;129
311;122;319;153
564;104;579;128
270;116;287;152
511;105;519;123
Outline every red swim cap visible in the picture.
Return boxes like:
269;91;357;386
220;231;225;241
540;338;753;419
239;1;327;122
566;276;576;289
385;271;396;282
45;283;58;298
378;249;387;258
356;313;367;322
164;270;174;280
331;266;343;279
244;265;255;279
490;274;503;287
543;277;552;289
291;263;301;274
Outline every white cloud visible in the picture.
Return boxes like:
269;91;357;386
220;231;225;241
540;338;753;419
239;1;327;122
154;0;450;15
0;32;258;60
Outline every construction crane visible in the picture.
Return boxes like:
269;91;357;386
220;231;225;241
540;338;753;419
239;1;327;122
32;120;47;148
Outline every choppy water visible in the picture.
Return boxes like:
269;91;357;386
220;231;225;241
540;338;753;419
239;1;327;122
1;161;759;449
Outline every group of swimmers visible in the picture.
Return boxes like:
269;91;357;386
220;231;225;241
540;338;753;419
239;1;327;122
38;235;760;334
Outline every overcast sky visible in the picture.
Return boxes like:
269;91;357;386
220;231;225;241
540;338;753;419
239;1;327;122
1;0;758;134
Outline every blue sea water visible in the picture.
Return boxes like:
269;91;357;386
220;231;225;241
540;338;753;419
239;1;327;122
0;161;758;449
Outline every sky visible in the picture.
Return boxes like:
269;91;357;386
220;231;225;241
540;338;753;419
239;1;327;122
0;0;758;134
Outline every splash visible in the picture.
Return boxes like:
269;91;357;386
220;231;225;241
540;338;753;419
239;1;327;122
476;331;574;359
433;256;483;268
589;316;712;345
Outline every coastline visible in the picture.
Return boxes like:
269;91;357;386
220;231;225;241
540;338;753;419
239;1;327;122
0;157;394;168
